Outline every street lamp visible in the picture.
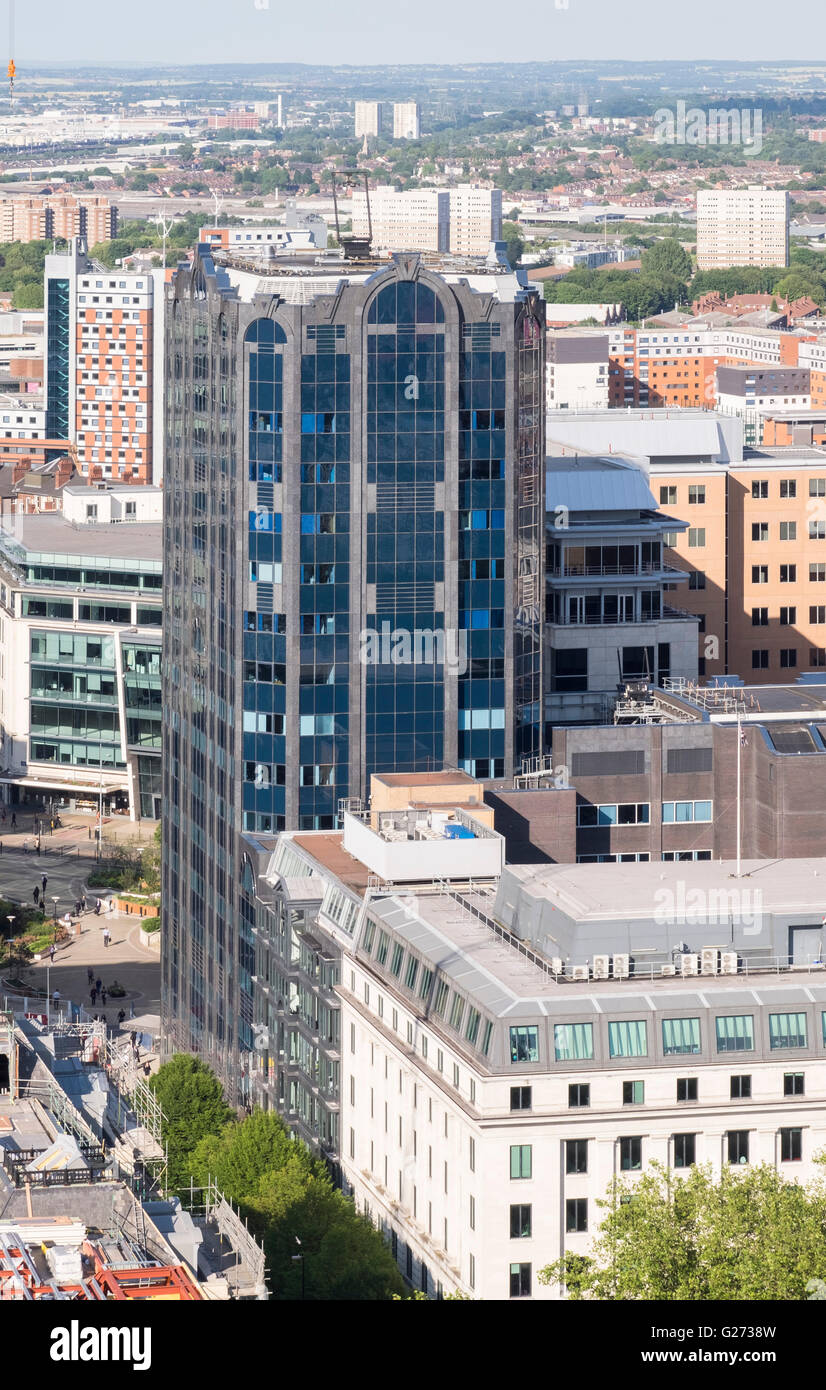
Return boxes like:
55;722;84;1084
291;1236;305;1300
51;897;59;935
5;915;14;974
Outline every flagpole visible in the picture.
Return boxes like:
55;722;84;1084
736;710;741;878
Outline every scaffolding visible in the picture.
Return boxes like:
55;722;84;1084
180;1177;268;1299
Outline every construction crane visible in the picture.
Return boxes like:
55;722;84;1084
7;0;14;106
328;169;372;260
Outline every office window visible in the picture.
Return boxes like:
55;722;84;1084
433;980;449;1017
730;1074;751;1099
780;607;796;625
510;1145;532;1180
810;648;826;667
752;480;768;499
810;478;826;496
717;1016;754;1053
509;1025;539;1064
469;1195;475;1230
769;1012;807;1049
609;1021;648;1058
688;484;706;504
784;1072;804;1097
662;1018;701;1055
623;1080;645;1105
688;528;706;547
728;1130;749;1165
751;607;769;626
619;1137;642;1171
752;523;769;542
673;1133;696;1168
688;571;706;589
510;1086;532;1111
811;606;826;625
677;1077;698;1102
780;649;797;668
565;1198;588;1233
752;565;769;584
469;1137;475;1172
752;650;769;670
780;565;796;583
780;479;797;498
566;1139;588;1175
554;1022;594;1062
809;521;826;540
810;563;826;583
662;800;713;823
568;1083;590;1108
780;1128;802;1163
660;485;677;505
780;522;797;541
509;1263;531;1298
510;1204;532;1239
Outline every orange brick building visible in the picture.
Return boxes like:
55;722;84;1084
0;194;117;245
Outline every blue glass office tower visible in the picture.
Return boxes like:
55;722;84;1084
162;247;544;1089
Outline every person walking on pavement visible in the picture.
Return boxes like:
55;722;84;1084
10;812;16;830
33;886;40;906
95;977;102;994
41;874;47;894
87;967;94;986
101;987;107;1006
94;899;101;916
49;943;56;963
81;894;87;913
36;839;40;856
90;987;97;1006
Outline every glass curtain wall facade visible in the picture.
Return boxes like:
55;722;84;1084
162;248;544;1097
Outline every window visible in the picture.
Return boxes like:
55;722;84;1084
752;650;769;670
677;1077;698;1102
688;571;706;590
509;1025;539;1064
730;1074;751;1099
510;1204;532;1239
751;480;768;499
728;1130;749;1165
510;1145;532;1180
554;1023;594;1061
619;1137;642;1171
780;649;797;668
780;565;796;583
662;801;713;823
660;485;677;505
509;1263;531;1298
810;564;826;583
662;1018;701;1055
780;1128;802;1163
390;943;404;977
780;479;797;498
780;607;796;625
810;478;826;497
510;1086;532;1111
752;523;768;542
688;484;705;505
752;565;768;584
784;1072;804;1097
433;980;449;1017
751;607;768;626
717;1016;754;1053
609;1021;647;1058
673;1133;696;1168
404;956;419;991
810;521;826;541
769;1012;807;1049
688;528;706;547
566;1139;588;1174
577;803;649;827
469;1195;476;1230
449;994;464;1031
566;1198;588;1233
812;606;826;625
568;1083;590;1108
780;522;797;541
623;1080;645;1105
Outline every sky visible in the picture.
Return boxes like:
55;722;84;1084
10;0;826;68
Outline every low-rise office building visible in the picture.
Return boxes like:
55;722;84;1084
0;489;161;819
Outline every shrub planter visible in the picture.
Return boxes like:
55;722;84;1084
114;897;159;917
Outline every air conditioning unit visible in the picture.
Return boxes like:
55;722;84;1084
660;963;677;976
701;947;719;976
720;951;739;975
680;953;699;976
571;964;590;981
593;954;610;980
612;953;630;979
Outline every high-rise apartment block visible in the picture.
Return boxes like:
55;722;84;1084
352;185;502;257
0;195;117;246
393;101;421;140
354;100;382;139
161;243;545;1076
44;240;163;486
696;187;789;270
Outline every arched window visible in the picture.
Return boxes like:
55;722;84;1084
367;281;445;325
244;317;287;347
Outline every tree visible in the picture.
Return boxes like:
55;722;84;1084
149;1056;234;1191
501;220;525;268
641;237;693;286
538;1161;826;1300
13;280;43;309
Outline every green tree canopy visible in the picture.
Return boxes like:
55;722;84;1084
641;237;693;285
539;1161;826;1300
149;1055;234;1191
501;220;525;268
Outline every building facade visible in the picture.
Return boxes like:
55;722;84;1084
0;489;162;819
161;244;545;1083
696;188;789;270
0;195;117;246
393;102;421;140
352;187;450;254
355;101;382;139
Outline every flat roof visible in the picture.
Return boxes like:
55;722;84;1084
372;771;477;788
291;833;376;898
0;514;162;565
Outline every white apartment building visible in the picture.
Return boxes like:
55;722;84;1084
355;100;382;139
0;394;46;441
393;102;421;140
696;187;789;270
244;795;826;1301
352;186;450;253
545;330;609;411
447;187;502;256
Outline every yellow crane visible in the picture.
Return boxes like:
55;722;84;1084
7;0;14;106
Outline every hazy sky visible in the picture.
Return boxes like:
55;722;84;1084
12;0;826;66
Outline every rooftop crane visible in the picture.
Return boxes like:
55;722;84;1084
7;0;14;106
